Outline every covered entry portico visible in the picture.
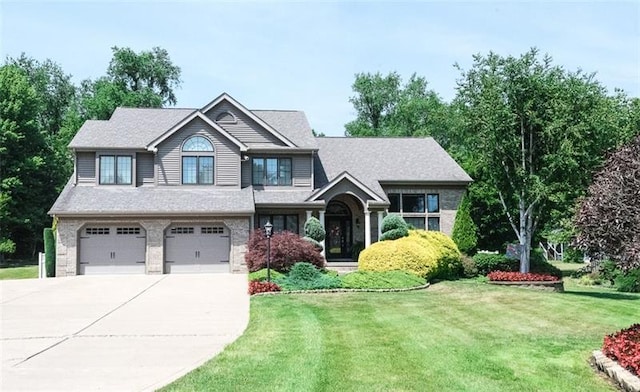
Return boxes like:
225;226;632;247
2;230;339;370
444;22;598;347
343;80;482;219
305;172;389;261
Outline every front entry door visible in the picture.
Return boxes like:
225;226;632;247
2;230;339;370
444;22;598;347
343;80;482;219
326;217;352;260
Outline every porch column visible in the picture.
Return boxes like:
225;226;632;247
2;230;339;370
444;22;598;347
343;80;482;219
305;210;312;222
364;209;371;248
318;210;326;257
377;211;384;242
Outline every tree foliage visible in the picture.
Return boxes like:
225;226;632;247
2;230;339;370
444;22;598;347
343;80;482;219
454;48;631;272
0;65;48;258
1;47;182;259
574;135;640;271
345;72;450;140
451;193;478;254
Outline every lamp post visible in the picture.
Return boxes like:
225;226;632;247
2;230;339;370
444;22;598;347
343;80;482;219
264;221;273;282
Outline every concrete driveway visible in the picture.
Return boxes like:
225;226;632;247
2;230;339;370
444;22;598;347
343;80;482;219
1;274;250;391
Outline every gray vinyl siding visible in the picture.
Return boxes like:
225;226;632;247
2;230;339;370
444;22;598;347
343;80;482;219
136;152;155;186
292;155;311;187
156;117;240;186
204;101;286;146
76;152;96;184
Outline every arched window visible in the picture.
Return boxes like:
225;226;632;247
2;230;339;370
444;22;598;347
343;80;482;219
182;136;215;184
215;111;236;123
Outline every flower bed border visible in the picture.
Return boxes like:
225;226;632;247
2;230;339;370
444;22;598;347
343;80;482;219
252;283;430;296
488;280;564;292
592;350;640;392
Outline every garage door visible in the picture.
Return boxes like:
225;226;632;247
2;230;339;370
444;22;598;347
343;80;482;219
165;224;230;273
79;225;146;274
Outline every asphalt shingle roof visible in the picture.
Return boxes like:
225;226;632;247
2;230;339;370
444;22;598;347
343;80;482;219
69;108;196;149
253;189;321;205
253;110;317;149
49;181;255;215
314;137;473;199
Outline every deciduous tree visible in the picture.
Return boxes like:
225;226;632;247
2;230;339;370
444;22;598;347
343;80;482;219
574;135;640;271
454;48;630;272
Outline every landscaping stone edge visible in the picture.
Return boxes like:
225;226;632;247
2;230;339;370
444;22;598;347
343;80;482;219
253;283;431;296
488;280;564;292
591;350;640;392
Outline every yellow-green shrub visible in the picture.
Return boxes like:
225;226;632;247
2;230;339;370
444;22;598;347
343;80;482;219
358;230;462;280
409;230;463;279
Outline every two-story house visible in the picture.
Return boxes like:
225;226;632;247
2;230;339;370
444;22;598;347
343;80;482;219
49;93;472;276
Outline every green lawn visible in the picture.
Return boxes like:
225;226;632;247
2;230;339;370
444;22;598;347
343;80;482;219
162;279;637;392
0;265;38;280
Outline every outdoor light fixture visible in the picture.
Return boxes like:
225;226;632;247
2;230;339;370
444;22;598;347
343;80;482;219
264;221;273;282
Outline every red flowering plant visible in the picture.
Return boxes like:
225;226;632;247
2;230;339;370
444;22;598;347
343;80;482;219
248;280;281;295
487;271;560;282
602;324;640;376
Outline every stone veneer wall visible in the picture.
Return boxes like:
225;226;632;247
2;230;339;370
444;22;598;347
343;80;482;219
55;217;250;277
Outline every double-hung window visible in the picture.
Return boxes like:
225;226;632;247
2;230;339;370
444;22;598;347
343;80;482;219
252;157;292;186
182;136;214;185
99;155;132;185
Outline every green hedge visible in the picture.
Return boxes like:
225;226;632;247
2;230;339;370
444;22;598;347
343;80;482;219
340;270;425;289
43;228;55;277
471;251;562;278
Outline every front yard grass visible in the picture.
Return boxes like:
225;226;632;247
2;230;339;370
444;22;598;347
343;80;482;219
0;264;38;280
162;279;638;392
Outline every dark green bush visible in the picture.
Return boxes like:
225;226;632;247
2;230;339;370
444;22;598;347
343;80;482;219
304;217;325;241
248;268;285;282
472;253;517;275
530;257;563;278
563;247;584;263
275;262;342;291
379;214;409;241
614;269;640;293
381;214;408;232
43;228;55;277
461;254;478;277
380;227;409;241
340;270;426;289
451;194;478;255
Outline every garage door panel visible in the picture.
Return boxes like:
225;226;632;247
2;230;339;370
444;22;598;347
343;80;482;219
79;225;146;275
165;224;230;273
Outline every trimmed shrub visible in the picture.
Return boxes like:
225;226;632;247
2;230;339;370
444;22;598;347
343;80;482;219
451;193;478;255
340;270;426;289
409;230;463;279
461;254;478;278
245;230;325;273
379;214;409;241
248;280;281;295
473;253;517;276
303;217;325;252
275;262;342;291
43;228;55;277
472;252;562;278
358;230;462;280
248;268;285;282
304;217;325;241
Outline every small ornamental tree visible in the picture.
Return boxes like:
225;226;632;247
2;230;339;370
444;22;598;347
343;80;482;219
451;193;478;255
303;216;325;252
574;135;640;271
245;229;325;272
380;214;409;241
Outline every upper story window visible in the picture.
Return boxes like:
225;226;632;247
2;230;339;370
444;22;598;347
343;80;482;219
99;155;132;185
252;157;292;186
427;194;439;213
182;136;214;185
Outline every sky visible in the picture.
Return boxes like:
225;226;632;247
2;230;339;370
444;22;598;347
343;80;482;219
1;1;639;136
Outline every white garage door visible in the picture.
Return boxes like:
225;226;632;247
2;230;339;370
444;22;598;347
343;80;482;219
79;225;146;274
165;224;230;273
